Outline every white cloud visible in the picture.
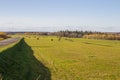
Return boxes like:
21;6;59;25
0;16;120;32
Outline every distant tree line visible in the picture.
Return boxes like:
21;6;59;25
83;33;120;40
8;31;120;40
0;32;10;39
51;31;120;40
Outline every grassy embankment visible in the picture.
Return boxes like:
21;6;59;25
0;40;18;53
25;36;120;80
0;38;51;80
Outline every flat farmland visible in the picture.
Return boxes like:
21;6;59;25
24;36;120;80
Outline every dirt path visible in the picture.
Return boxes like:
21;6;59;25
0;37;20;47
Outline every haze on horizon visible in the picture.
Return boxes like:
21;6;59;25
0;0;120;32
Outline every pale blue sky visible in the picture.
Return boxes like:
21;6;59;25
0;0;120;32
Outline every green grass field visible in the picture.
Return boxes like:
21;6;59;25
0;36;120;80
25;36;120;80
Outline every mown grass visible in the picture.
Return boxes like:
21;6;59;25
25;36;120;80
0;38;51;80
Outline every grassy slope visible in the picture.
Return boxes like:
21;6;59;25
25;36;120;80
0;38;51;80
0;40;19;52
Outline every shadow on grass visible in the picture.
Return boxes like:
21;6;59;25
0;38;51;80
83;42;112;47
